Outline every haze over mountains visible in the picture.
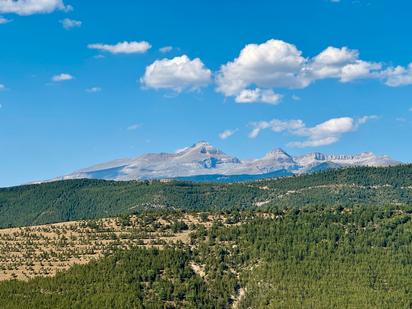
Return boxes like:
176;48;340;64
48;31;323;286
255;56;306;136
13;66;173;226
54;141;401;183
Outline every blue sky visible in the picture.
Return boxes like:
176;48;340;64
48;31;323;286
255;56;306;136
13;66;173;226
1;0;412;187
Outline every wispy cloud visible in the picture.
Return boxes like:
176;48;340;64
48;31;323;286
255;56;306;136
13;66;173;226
88;41;151;54
249;116;378;147
0;16;12;24
86;87;102;93
0;84;5;91
52;73;74;82
60;18;81;30
159;46;173;53
219;128;238;140
127;123;141;131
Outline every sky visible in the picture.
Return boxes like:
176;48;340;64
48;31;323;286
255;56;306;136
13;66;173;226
1;0;412;187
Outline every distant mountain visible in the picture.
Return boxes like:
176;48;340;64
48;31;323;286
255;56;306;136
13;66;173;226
54;141;401;182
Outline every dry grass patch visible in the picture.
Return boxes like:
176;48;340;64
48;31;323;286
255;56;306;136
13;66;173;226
0;213;223;281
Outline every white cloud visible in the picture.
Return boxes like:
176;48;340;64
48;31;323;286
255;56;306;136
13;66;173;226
308;47;381;82
159;46;173;53
216;39;383;103
235;88;282;105
309;46;358;74
248;119;305;139
249;116;377;147
0;0;69;16
340;61;382;82
0;84;5;91
0;16;12;24
86;87;101;93
219;128;238;140
384;64;412;87
141;55;212;92
356;115;379;125
127;123;141;131
52;73;74;82
60;18;81;30
291;94;301;101
409;107;412;112
88;41;151;54
217;39;308;98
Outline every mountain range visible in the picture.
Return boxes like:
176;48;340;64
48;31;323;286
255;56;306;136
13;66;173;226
55;141;401;183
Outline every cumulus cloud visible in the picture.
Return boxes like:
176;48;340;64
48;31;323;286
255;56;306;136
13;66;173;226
216;39;383;103
60;18;81;30
52;73;73;82
384;63;412;87
307;47;381;82
0;0;69;16
159;46;173;53
219;128;238;140
249;116;377;147
88;41;151;54
217;39;308;97
141;55;212;92
235;88;282;105
86;86;101;93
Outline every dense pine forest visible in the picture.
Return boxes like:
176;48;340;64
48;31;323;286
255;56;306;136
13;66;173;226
0;165;412;228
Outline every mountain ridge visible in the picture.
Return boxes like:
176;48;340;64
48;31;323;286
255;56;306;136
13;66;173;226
54;141;401;182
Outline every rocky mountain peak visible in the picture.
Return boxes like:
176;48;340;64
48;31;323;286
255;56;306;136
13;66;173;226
183;141;225;156
264;148;291;159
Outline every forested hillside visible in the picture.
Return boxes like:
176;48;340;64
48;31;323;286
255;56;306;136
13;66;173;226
0;165;411;228
1;205;411;308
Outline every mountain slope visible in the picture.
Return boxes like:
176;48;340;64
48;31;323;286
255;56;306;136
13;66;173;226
54;141;400;182
1;165;412;228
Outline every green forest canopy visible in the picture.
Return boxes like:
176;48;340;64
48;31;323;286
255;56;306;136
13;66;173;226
0;165;412;228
